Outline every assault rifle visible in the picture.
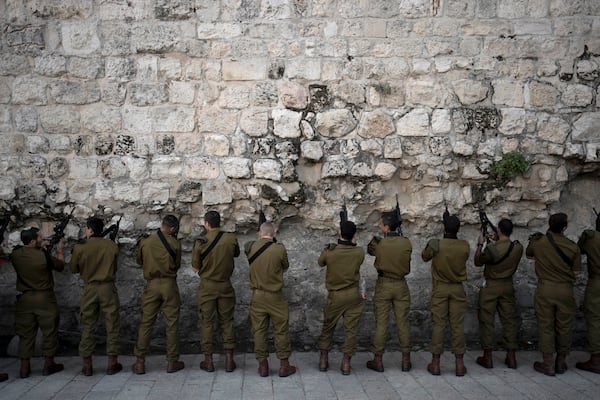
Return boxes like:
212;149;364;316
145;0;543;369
443;199;450;225
258;201;267;230
479;209;498;243
339;197;348;229
395;194;403;236
594;207;599;231
47;209;74;251
101;216;122;242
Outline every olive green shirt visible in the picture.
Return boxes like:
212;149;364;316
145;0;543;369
578;230;600;279
10;246;65;292
192;229;240;282
318;242;365;291
246;238;288;292
137;230;182;280
526;231;581;283
367;234;412;280
421;238;470;283
474;238;523;280
70;237;119;284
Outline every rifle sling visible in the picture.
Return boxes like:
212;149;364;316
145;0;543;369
546;232;573;268
199;231;225;267
247;241;274;265
157;229;177;263
489;240;516;265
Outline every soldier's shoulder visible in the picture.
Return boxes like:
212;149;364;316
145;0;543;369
579;229;597;243
244;240;255;254
325;243;337;250
195;236;208;245
528;232;544;241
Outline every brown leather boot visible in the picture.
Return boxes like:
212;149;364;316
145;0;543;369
402;352;412;372
476;348;493;369
42;356;64;376
258;359;269;377
455;353;467;376
0;373;7;382
427;353;441;376
106;355;122;375
82;356;93;376
318;349;329;372
555;352;568;374
19;358;31;379
167;359;185;373
505;349;517;369
366;353;384;372
279;358;297;377
340;354;351;375
534;353;555;376
200;353;214;372
225;350;236;372
576;353;600;374
131;356;145;375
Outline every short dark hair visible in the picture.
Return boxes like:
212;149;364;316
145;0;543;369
381;212;399;232
21;227;39;245
204;211;220;228
87;217;104;236
340;220;357;241
549;213;568;233
444;215;460;234
162;215;179;229
497;218;513;236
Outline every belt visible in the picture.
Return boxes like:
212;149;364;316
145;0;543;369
86;281;114;285
330;284;358;292
538;279;573;286
485;277;513;284
252;288;281;294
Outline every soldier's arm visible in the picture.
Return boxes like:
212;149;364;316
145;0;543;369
175;241;182;269
191;241;200;272
317;247;328;267
52;240;65;272
421;239;437;262
367;236;380;256
69;246;80;273
525;232;542;259
136;241;143;266
281;247;290;272
572;246;582;273
233;237;241;258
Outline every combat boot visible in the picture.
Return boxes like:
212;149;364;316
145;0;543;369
366;353;384;372
279;358;297;377
476;349;494;369
340;354;351;375
402;352;412;372
225;350;236;372
0;373;7;382
167;359;185;373
42;356;64;376
533;353;555;376
318;349;329;372
200;353;215;372
576;353;600;374
427;353;441;376
505;349;517;369
81;356;93;376
258;359;269;377
555;352;568;374
106;355;122;375
19;358;31;379
455;353;467;376
131;356;145;375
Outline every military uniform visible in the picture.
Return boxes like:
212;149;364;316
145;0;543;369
421;237;470;355
474;239;523;352
577;229;600;372
70;237;120;358
246;238;292;362
10;247;65;359
192;229;240;355
317;240;365;356
367;233;412;355
134;231;182;362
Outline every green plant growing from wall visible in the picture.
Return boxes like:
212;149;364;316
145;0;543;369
492;151;529;180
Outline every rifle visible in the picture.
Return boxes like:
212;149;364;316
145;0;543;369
258;201;267;230
443;199;450;225
0;213;9;242
47;209;74;251
478;210;498;243
339;197;348;229
101;216;122;242
594;207;599;231
395;193;403;236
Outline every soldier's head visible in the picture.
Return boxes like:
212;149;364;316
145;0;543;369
259;222;275;239
21;227;41;247
161;215;179;236
497;218;514;237
340;220;357;241
204;211;221;229
549;213;568;233
86;217;104;238
380;212;398;232
443;215;460;235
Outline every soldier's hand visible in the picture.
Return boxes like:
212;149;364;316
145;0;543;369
56;240;64;253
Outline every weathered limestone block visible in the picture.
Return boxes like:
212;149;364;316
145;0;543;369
223;59;267;80
67;57;104;79
159;57;182;80
253;159;282;181
94;135;114;156
429;137;452;157
0;54;30;76
153;106;195;132
397;108;430;136
129;83;169;106
0;108;10;133
561;84;594;107
17;182;47;203
21;155;47;179
272;109;302;138
48;157;69;179
333;81;365;105
405;79;449;107
462;164;487;179
239;108;269;137
49;80;101;105
123;107;152;134
374;162;397;180
12;107;36;132
340;139;360;159
197;22;242;39
12;77;47;105
49;136;71;154
431;109;451;134
113;182;141;203
321;160;348;178
168;81;195;104
498;108;527;135
222;157;252;178
131;23;181;53
81;107;121;133
99;157;128;179
537;114;570;143
136;56;158;81
197;108;238;134
314;109;357;138
204;135;230;156
141;181;170;205
26;136;49;154
572;112;600;142
202;181;233;205
69;158;97;179
360;138;383;156
184;157;219;180
150;156;183;179
275;141;299;161
492;80;524;107
452;141;474;156
452;79;489;105
0;80;10;104
528;81;559;108
62;22;101;55
350;161;373;177
357;110;395;138
278;81;309;110
34;55;66;77
218;85;251;109
123;157;149;181
105;58;136;81
384;136;403;158
575;59;599;81
300;141;323;161
176;181;202;203
101;80;127;106
285;59;321;80
39;107;80;134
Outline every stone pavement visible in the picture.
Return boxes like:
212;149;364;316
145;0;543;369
1;351;599;400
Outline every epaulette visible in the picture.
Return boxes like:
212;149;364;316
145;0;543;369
528;232;543;241
326;243;337;250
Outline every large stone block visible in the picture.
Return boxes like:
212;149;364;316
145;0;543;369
218;85;251;109
273;109;302;138
572;112;600;142
49;80;101;105
197;108;238;134
39;107;80;134
222;157;252;178
202;181;232;205
150;156;183;179
321;160;348;178
129;83;169;106
253;159;282;181
384;136;403;158
14;107;38;132
61;22;101;55
285;59;321;80
357;109;395;138
452;79;489;105
498;108;527;136
34;55;66;77
69;158;97;179
397;108;430;137
131;23;181;53
140;181;170;205
168;81;195;104
240;108;269;137
527;81;559;109
152;106;195;132
405;79;449;107
113;181;141;203
204;134;230;156
278;81;309;110
67;57;105;79
222;59;267;81
0;54;30;76
197;22;243;38
12;77;47;105
184;157;219;179
314;109;357;138
561;84;594;107
374;162;397;180
300;141;324;161
492;80;524;107
123;107;152;134
81;107;121;133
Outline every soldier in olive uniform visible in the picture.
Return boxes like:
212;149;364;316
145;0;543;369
132;215;185;374
366;212;413;373
474;218;523;369
245;222;296;378
575;212;600;374
421;215;470;376
10;227;65;379
317;220;365;375
192;210;240;373
526;212;581;376
70;217;121;376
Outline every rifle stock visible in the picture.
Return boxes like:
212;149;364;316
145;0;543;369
478;210;497;242
102;216;122;241
339;197;348;228
48;209;74;251
395;193;403;236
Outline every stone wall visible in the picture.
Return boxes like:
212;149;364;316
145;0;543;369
0;0;599;354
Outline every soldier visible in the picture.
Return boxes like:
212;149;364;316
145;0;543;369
10;227;65;378
575;211;600;374
474;218;523;369
192;210;240;372
70;217;121;376
526;212;581;376
131;215;185;374
317;220;365;375
245;222;296;377
366;212;413;373
421;214;470;376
